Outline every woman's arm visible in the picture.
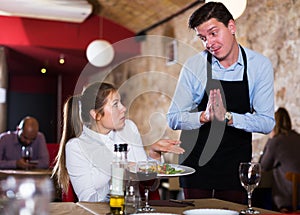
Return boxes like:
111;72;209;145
148;139;184;160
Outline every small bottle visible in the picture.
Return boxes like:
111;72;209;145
110;144;128;215
124;185;137;214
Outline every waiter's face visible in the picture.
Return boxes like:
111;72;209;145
195;18;236;61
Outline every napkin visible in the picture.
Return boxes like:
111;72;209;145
149;200;195;207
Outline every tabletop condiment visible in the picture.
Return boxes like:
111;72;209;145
110;143;128;215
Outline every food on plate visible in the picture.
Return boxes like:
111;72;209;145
158;163;184;175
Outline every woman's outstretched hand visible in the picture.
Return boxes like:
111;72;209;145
148;139;185;160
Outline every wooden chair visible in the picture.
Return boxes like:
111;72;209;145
285;171;300;211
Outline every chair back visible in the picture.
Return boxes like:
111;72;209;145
46;143;59;169
46;144;78;202
285;171;300;211
62;182;78;202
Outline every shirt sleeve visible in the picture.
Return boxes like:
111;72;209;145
35;133;50;169
167;54;207;130
232;54;275;134
0;134;18;169
0;157;17;169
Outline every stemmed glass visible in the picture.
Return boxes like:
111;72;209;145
239;162;261;214
21;145;33;163
136;160;158;212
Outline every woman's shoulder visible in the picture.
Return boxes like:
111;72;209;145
122;119;139;131
270;131;300;145
65;137;81;150
288;130;300;140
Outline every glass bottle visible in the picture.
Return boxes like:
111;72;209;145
125;185;140;214
110;143;128;215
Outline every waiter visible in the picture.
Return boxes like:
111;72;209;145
167;2;275;204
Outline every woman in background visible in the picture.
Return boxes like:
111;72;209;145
260;107;300;212
52;82;184;202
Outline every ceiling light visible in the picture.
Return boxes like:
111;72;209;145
205;0;247;19
0;0;92;23
41;68;47;74
59;54;65;65
85;16;115;67
86;39;114;67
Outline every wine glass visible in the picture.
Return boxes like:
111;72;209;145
136;160;158;212
239;162;261;214
21;145;33;163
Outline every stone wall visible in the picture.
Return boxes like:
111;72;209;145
94;0;300;161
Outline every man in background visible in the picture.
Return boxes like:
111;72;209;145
0;116;49;169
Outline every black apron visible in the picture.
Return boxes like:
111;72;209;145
179;46;252;190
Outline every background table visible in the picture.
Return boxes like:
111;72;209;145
0;169;52;179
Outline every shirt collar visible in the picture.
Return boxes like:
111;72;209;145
82;125;114;145
211;46;245;71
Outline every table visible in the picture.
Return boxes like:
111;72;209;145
50;202;92;215
0;169;52;179
49;198;280;215
0;169;62;201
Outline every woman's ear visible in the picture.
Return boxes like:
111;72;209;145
89;109;97;120
90;109;102;121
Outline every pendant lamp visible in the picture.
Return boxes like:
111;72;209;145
205;0;247;19
86;16;114;67
86;39;114;67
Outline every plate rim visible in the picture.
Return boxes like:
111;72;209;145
157;163;195;177
183;208;239;215
131;213;179;215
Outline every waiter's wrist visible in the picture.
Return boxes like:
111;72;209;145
200;111;207;124
227;118;233;125
224;111;233;125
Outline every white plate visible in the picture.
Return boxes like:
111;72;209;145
157;164;195;177
131;213;179;215
183;209;239;215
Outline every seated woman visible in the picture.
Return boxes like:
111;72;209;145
52;82;184;202
260;107;300;212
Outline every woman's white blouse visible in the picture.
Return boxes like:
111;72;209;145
65;119;148;202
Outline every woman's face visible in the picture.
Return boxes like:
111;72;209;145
95;91;127;134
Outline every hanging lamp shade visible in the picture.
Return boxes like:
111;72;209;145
86;39;114;67
205;0;247;19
